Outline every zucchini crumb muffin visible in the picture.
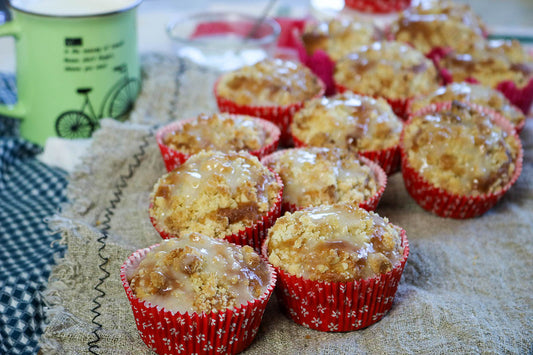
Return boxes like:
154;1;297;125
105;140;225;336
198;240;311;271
122;234;276;354
408;83;526;131
156;113;280;171
439;40;533;90
215;58;323;107
267;204;404;282
390;0;486;54
301;18;383;61
149;150;282;250
263;203;409;331
334;41;441;118
290;92;403;174
401;101;523;218
403;101;520;196
128;234;272;313
261;147;386;212
215;58;325;144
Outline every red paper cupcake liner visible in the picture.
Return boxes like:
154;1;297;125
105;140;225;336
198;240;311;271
292;134;401;176
262;228;409;332
431;46;533;115
401;101;524;219
344;0;411;13
335;83;412;121
261;150;387;213
121;245;277;355
150;171;284;253
156;115;281;172
214;77;326;147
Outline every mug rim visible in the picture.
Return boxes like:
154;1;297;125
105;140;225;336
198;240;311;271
7;0;143;18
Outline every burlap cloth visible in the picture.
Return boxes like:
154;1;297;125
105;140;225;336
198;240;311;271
40;54;533;354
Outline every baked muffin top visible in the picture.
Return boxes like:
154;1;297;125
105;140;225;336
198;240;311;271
216;58;323;106
128;233;271;313
391;0;486;54
266;203;404;282
403;101;520;195
163;113;275;155
334;41;441;99
440;39;533;88
409;82;525;128
301;18;383;61
263;147;379;207
150;151;282;238
291;92;403;151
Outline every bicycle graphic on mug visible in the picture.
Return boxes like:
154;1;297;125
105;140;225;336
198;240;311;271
55;63;140;138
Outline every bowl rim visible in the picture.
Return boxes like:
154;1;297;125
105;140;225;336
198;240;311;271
166;11;281;47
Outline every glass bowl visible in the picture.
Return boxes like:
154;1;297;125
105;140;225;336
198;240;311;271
167;12;281;71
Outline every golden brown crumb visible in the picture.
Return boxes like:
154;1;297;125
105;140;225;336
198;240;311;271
216;58;323;106
403;101;520;195
150;151;281;238
163;113;273;154
334;41;440;99
409;83;525;128
264;147;379;207
267;204;404;282
291;92;403;152
129;233;271;313
301;18;383;60
390;0;486;53
440;40;533;88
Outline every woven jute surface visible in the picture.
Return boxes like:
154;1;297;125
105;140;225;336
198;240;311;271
40;54;533;354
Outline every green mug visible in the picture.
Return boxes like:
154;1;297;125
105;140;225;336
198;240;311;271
0;0;142;145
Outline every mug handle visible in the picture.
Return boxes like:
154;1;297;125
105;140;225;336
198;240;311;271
0;18;25;119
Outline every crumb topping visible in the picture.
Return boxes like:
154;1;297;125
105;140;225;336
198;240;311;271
403;101;520;195
441;40;533;88
291;92;403;151
301;18;383;60
216;58;323;106
264;147;379;207
128;233;271;313
267;204;404;282
391;0;486;53
334;41;440;99
163;113;273;155
150;151;281;238
409;83;525;128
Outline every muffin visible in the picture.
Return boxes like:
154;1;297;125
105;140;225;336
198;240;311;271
390;0;486;54
334;41;442;119
263;203;409;331
215;58;325;145
149;150;283;251
344;0;411;13
290;92;403;174
437;39;533;114
121;233;277;354
156;113;281;171
301;18;383;61
408;82;526;132
401;101;523;218
261;147;387;212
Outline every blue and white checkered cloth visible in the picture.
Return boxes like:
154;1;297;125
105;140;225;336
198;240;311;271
0;73;68;354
